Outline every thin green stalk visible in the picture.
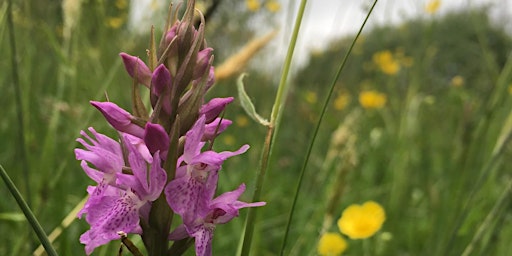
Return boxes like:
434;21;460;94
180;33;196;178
239;0;308;255
461;178;512;256
0;165;58;256
7;0;31;207
279;1;378;255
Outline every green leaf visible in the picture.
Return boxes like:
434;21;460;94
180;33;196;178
236;74;270;127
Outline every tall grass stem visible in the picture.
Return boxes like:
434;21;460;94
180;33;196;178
278;1;378;254
0;165;57;256
7;0;31;207
239;0;309;254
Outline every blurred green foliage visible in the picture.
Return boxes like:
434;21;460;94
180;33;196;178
2;0;512;255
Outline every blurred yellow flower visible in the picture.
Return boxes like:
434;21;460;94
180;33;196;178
235;115;249;127
115;0;128;9
372;50;400;75
337;201;386;239
305;91;318;104
106;16;125;29
222;134;235;146
359;90;387;109
333;93;350;111
265;0;281;12
425;0;441;14
317;232;347;256
508;84;512;95
450;75;465;87
246;0;261;11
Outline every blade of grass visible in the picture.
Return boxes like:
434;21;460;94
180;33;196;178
278;1;379;255
7;0;31;207
238;0;308;254
0;165;58;256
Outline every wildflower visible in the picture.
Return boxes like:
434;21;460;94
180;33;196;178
337;201;386;239
77;132;166;254
358;90;387;109
76;1;264;254
425;0;441;14
164;115;249;220
246;0;260;12
317;232;347;256
450;75;465;87
372;50;400;75
169;184;265;256
265;0;281;13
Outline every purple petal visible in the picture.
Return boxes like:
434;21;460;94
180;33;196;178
203;118;232;140
164;176;203;218
120;52;152;87
90;101;145;138
183;115;206;161
191;226;214;256
168;224;190;240
75;128;124;174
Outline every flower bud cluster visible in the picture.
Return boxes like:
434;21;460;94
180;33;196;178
75;2;264;255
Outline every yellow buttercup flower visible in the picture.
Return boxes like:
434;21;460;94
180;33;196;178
246;0;260;12
106;16;125;29
333;93;350;111
265;0;281;13
235;115;249;128
317;232;347;256
450;75;465;87
425;0;441;14
372;50;400;75
222;134;235;146
359;90;387;109
337;201;386;239
115;0;128;9
305;90;318;104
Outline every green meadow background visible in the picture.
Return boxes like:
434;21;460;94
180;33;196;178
2;0;512;255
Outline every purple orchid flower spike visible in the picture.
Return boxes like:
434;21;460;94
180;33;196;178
169;184;266;256
120;52;152;88
78;133;166;255
91;101;145;138
164;115;249;219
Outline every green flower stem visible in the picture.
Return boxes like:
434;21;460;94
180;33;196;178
239;0;308;255
0;165;58;256
279;0;378;255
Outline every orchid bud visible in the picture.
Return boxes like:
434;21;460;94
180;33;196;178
200;97;234;123
120;53;152;88
193;48;213;80
90;101;145;138
144;122;169;160
151;64;172;96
